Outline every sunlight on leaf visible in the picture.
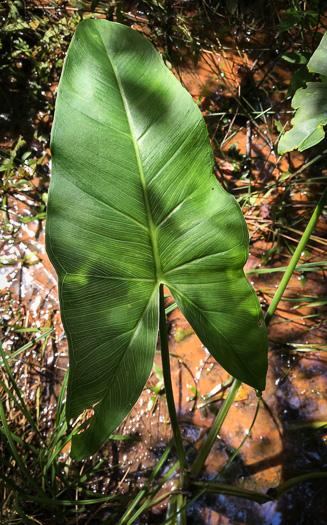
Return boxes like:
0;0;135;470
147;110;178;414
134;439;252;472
278;32;327;154
46;20;268;459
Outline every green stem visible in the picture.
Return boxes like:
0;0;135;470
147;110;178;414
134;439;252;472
269;472;327;498
166;397;261;524
119;441;173;524
265;186;327;327
159;284;187;487
126;456;180;525
191;481;274;504
190;378;241;475
166;489;187;525
142;490;184;512
176;493;187;525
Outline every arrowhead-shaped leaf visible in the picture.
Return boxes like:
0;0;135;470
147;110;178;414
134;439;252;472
46;19;268;460
278;32;327;154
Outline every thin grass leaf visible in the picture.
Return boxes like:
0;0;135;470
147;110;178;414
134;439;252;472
0;342;44;442
119;441;173;523
245;261;327;275
125;459;180;525
0;328;54;366
0;396;48;499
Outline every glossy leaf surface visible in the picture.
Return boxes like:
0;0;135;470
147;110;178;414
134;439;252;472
46;19;268;460
278;32;327;154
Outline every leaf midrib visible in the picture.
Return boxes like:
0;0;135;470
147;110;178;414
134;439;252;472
96;26;163;283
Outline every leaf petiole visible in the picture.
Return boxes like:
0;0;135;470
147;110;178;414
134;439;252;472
159;283;188;488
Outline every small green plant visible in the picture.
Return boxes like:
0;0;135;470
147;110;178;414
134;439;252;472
279;32;327;153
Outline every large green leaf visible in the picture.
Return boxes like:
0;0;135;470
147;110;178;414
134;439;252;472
278;32;327;154
46;19;268;460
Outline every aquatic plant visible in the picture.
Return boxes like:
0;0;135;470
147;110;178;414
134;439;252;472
46;19;268;462
45;19;327;522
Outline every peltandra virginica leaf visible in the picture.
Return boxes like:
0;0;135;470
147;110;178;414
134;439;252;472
46;19;268;460
278;32;327;154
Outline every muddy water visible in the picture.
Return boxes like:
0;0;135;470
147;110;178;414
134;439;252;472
1;28;327;525
2;174;326;524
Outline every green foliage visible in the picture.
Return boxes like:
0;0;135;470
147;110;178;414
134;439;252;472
278;32;327;154
174;327;194;343
46;19;268;460
278;5;319;34
0;331;131;523
0;138;48;236
0;1;79;146
282;51;314;96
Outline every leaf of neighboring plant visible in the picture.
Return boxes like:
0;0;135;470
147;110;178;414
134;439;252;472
282;54;314;97
278;8;302;34
307;32;327;76
287;66;313;97
282;52;310;65
46;19;268;460
274;119;284;134
153;362;163;383
278;83;327;154
278;33;327;154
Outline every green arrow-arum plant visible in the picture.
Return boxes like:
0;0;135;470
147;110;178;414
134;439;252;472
46;19;268;463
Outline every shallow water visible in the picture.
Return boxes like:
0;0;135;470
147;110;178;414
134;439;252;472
2;205;326;523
